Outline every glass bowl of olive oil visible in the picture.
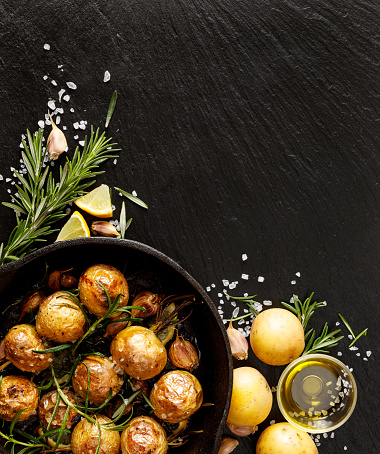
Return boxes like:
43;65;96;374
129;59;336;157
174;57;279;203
277;354;357;433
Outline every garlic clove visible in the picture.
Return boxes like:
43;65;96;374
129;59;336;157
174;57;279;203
19;290;45;320
91;221;120;237
131;291;160;319
227;321;248;360
47;116;68;160
218;437;239;454
227;423;257;436
168;332;199;371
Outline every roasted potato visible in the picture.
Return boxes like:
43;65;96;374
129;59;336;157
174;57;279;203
72;355;123;405
121;416;168;454
71;415;121;454
79;264;129;318
4;324;53;373
36;291;87;343
39;389;79;428
150;370;203;424
110;326;167;380
0;375;39;421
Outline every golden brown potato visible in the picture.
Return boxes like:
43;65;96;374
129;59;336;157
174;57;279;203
72;355;123;405
150;370;203;424
36;291;87;343
71;415;121;454
250;308;305;366
110;326;167;380
79;264;129;318
121;416;168;454
0;375;39;421
4;324;53;373
38;389;79;429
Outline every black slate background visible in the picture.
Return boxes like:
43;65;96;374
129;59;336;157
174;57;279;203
0;0;379;452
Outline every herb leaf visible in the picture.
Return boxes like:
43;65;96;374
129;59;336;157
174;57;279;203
115;187;148;209
105;91;117;128
119;201;126;239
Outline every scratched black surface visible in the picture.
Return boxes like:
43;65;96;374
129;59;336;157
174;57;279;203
0;0;379;452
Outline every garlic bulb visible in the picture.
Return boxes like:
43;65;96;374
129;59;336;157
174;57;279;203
91;221;120;237
46;116;67;160
227;321;248;360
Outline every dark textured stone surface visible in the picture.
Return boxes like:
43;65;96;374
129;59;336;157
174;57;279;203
0;0;379;452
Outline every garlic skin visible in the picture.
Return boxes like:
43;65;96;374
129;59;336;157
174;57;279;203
47;116;67;160
218;437;239;454
91;221;120;237
227;321;248;360
227;423;257;436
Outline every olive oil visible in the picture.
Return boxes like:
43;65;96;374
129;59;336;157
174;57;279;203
278;356;354;431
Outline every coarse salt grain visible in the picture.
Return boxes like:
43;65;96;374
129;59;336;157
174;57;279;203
337;351;342;356
295;272;301;277
242;254;247;261
73;122;79;129
270;420;275;425
232;307;239;318
79;141;85;146
43;43;50;50
38;120;45;129
366;351;372;357
291;280;296;285
258;276;264;282
241;274;249;280
67;82;77;89
211;283;215;288
0;175;3;181
263;300;272;306
48;100;56;110
113;159;117;165
63;94;70;102
229;282;236;289
132;190;138;196
55;116;61;125
206;286;211;292
222;280;229;286
43;75;48;80
104;70;111;82
51;80;57;86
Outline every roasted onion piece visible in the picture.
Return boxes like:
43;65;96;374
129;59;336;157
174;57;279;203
0;375;39;421
110;326;167;380
38;389;79;429
71;415;121;454
4;324;53;372
131;291;160;319
78;264;129;318
48;269;78;291
121;416;168;454
72;355;123;405
36;291;87;343
150;370;203;424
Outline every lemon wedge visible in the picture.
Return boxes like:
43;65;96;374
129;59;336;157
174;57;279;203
74;184;113;218
56;211;90;242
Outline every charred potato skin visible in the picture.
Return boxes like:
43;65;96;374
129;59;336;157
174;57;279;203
121;416;168;454
71;415;120;454
150;370;203;424
72;355;123;405
38;389;79;429
36;291;87;343
4;324;53;373
78;264;129;318
110;326;167;380
0;375;39;421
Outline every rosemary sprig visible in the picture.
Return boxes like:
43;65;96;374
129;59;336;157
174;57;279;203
0;128;119;266
338;314;368;348
303;323;344;355
224;293;259;321
281;293;326;331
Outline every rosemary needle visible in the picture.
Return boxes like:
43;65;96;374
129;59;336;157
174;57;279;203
105;90;117;128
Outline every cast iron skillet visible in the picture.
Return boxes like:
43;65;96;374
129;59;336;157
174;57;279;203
0;238;233;454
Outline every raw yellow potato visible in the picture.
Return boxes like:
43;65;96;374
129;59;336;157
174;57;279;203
250;308;304;366
227;367;272;434
74;184;113;218
256;422;318;454
56;211;90;242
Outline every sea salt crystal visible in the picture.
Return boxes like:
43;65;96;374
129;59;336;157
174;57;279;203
63;126;67;130
219;300;224;305
132;190;138;196
337;351;342;356
241;274;249;280
230;301;236;307
43;75;48;80
211;283;215;288
74;135;79;140
0;175;3;181
79;140;85;146
38;120;45;129
104;70;111;82
56;107;64;114
113;159;117;165
48;100;56;110
43;43;50;50
258;276;264;282
229;282;236;289
263;300;272;306
270;420;275;425
232;307;239;318
295;272;301;277
291;280;296;285
51;80;57;86
206;286;211;292
336;321;340;326
366;351;372;357
222;279;229;286
79;123;86;130
6;178;11;182
218;293;223;297
242;254;247;261
63;94;70;102
55;116;61;125
67;82;77;89
73;122;79;129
